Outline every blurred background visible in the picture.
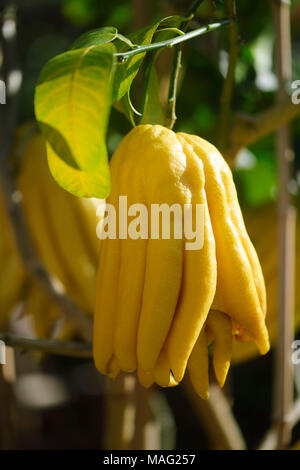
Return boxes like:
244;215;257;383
0;0;300;450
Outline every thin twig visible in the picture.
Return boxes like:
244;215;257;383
272;0;295;450
0;333;92;358
165;46;183;129
217;0;239;150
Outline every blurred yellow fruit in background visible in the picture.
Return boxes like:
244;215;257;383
0;127;100;339
232;202;300;363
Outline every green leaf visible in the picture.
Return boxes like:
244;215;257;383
158;15;190;28
71;26;118;49
112;22;160;103
138;22;184;125
140;65;165;125
112;15;187;105
35;43;116;198
154;27;184;38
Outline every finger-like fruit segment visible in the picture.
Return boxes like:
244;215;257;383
166;140;216;382
137;235;183;371
152;349;172;387
221;167;267;317
136;127;189;371
207;310;232;387
137;367;154;388
178;133;269;355
93;142;124;374
187;328;209;400
114;139;147;372
107;356;120;380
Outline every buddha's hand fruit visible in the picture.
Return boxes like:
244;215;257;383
93;124;270;398
93;125;217;379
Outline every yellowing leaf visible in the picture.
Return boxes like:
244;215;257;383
35;43;116;198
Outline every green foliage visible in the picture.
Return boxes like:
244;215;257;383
112;22;161;103
113;15;188;124
62;0;100;26
234;141;278;208
71;27;119;49
140;65;165;125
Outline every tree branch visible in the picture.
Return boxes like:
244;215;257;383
226;100;300;163
0;333;92;358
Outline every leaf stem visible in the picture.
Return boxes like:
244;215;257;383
165;47;182;129
115;19;232;61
